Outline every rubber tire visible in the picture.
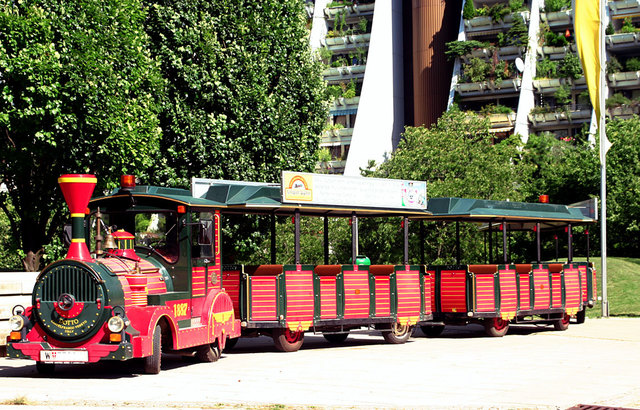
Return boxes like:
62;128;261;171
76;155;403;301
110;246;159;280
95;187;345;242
484;317;509;337
196;341;220;362
576;309;586;324
323;333;349;343
224;337;239;351
273;328;304;352
420;325;445;338
553;313;570;331
36;361;55;375
382;323;412;344
144;325;162;374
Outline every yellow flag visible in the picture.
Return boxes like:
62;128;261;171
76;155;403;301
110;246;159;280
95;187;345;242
574;0;611;161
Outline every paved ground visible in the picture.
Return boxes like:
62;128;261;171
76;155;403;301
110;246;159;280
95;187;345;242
0;317;639;409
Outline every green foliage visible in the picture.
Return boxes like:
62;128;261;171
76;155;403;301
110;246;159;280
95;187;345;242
479;104;514;115
445;40;489;61
607;56;624;75
487;3;510;22
0;200;21;271
536;57;558;78
498;15;529;48
509;0;525;12
606;22;615;36
544;30;569;47
625;57;640;71
606;93;632;109
557;53;583;79
343;80;356;98
621;17;637;34
318;47;333;64
0;0;163;270
463;58;491;83
357;17;368;34
544;0;571;12
554;84;572;106
146;0;327;188
605;117;640;255
463;0;476;20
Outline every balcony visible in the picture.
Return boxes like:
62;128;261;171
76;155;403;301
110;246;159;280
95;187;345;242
324;33;371;53
607;104;640;119
606;32;640;52
533;77;587;95
321;127;353;146
609;0;640;19
322;64;367;82
540;10;572;29
608;71;640;89
487;112;516;130
528;105;591;129
464;11;530;37
330;96;360;112
461;45;525;63
324;3;375;19
538;44;577;60
456;78;522;99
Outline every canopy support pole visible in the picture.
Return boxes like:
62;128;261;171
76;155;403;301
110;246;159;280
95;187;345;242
456;220;461;265
567;224;573;263
351;212;358;264
294;209;301;265
403;217;409;266
324;216;329;265
502;221;508;264
270;212;277;264
420;221;425;265
488;222;493;264
536;222;541;264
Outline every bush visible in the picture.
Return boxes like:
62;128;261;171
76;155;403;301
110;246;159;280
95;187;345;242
537;58;558;78
607;56;623;75
498;15;529;48
606;22;615;36
463;0;476;20
554;84;572;106
606;93;631;108
445;40;490;60
621;17;637;34
557;53;583;79
544;0;571;12
625;57;640;71
544;30;569;47
463;58;491;83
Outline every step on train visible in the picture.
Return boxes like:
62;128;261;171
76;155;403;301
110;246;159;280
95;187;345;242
5;172;597;373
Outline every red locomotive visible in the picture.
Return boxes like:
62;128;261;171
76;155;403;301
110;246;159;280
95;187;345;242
5;172;597;373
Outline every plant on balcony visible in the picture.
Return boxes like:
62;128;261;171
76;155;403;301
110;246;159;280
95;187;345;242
463;0;527;23
626;57;640;71
544;0;571;12
621;17;638;34
554;84;572;106
463;58;491;83
358;17;369;34
479;104;514;115
445;40;491;60
606;93;632;109
544;29;569;47
343;80;356;98
330;57;349;67
606;22;615;36
463;0;476;20
607;56;623;75
557;53;583;80
497;15;529;48
530;105;554;115
536;57;558;78
326;85;343;100
318;47;333;64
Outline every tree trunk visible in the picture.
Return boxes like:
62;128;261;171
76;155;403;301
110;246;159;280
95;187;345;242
22;249;43;272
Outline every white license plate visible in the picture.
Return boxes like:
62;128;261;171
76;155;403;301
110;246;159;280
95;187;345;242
39;349;89;363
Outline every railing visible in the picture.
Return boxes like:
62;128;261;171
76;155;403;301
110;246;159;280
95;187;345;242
533;77;587;94
324;2;375;19
464;11;530;36
608;71;640;88
540;10;572;28
528;104;592;127
456;78;522;97
609;0;640;18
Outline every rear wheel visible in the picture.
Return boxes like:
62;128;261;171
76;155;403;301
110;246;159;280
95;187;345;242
323;333;349;343
382;323;412;344
553;313;570;331
420;325;445;338
273;328;304;352
484;317;509;337
144;325;162;374
196;341;221;362
576;309;586;324
36;361;55;375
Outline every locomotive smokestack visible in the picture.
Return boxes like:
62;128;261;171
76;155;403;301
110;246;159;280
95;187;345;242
58;174;97;261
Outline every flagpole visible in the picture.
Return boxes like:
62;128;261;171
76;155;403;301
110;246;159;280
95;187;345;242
599;0;609;318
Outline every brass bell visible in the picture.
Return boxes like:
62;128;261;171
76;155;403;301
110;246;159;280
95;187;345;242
103;231;117;250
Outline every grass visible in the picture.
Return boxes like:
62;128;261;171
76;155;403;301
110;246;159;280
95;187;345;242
573;256;640;318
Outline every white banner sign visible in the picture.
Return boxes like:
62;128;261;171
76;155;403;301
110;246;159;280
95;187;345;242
281;172;427;210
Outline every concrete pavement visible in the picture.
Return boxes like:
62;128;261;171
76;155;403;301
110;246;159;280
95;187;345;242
0;317;639;409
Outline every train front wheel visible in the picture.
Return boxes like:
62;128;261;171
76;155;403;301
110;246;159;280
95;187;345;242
143;325;162;374
382;323;412;344
273;328;304;352
484;317;509;337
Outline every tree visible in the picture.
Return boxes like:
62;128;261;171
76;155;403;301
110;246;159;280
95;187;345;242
605;117;640;256
144;0;328;188
0;0;163;270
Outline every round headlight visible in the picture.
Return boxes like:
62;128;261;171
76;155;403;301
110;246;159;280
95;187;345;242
9;315;25;332
107;316;125;333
